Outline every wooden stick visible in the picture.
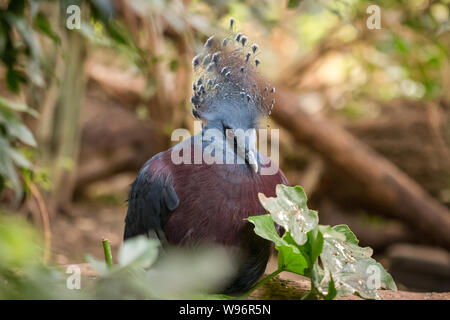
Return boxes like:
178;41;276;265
28;182;52;264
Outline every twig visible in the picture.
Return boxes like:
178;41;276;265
28;182;51;264
102;238;113;268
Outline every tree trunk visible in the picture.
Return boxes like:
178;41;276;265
37;1;87;213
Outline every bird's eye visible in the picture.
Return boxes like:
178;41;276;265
223;125;233;136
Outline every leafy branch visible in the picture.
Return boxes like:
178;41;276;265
246;184;397;300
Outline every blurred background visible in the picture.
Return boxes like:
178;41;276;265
0;0;449;294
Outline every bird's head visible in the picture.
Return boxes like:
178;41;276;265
190;19;275;172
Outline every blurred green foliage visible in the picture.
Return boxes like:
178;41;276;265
0;0;48;200
0;214;77;299
0;0;145;199
0;97;37;200
192;0;449;115
0;215;235;299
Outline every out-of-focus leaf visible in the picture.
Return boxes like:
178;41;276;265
7;122;37;147
5;13;40;58
87;236;160;277
145;246;235;299
8;147;31;168
117;236;160;269
34;12;60;44
0;96;38;117
0;216;83;299
87;238;235;299
287;0;302;9
5;13;44;87
79;21;146;69
85;255;109;276
6;68;22;93
0;215;42;268
0;136;22;198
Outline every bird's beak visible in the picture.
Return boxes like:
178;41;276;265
247;149;258;173
230;128;259;173
243;129;258;173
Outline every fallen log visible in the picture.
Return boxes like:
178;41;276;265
71;262;450;300
274;89;450;249
251;275;450;300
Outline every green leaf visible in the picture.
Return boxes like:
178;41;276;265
248;214;308;274
117;236;160;269
312;225;397;300
309;228;324;267
247;214;282;247
258;185;318;245
332;224;359;245
322;275;337;300
252;185;396;300
247;214;299;253
277;232;308;274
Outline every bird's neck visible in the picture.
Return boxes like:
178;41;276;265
195;125;260;171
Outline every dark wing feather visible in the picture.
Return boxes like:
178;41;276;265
123;159;179;244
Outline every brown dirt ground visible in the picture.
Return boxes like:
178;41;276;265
51;202;126;265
